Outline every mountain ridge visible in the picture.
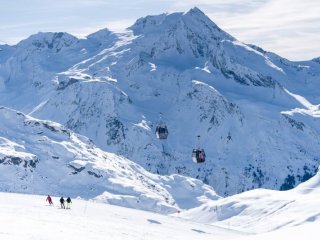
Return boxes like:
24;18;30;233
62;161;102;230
0;106;220;213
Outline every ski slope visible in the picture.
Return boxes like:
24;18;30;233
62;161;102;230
0;189;318;240
0;192;246;240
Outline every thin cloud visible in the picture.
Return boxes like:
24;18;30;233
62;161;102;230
105;19;136;32
72;19;135;38
169;0;268;15
212;0;320;60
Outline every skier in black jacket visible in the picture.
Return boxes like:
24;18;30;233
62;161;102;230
60;197;65;209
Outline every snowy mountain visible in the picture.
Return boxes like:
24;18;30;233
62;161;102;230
1;7;320;196
0;106;219;213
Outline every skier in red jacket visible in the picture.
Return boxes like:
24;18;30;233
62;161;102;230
46;195;53;206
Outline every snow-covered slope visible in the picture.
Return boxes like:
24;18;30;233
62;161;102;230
0;192;247;240
0;186;318;240
0;106;219;213
1;7;320;196
180;168;320;234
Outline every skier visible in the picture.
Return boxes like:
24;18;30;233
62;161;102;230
66;197;72;209
60;197;65;209
46;195;53;206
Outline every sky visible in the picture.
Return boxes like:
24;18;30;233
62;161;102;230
0;0;319;61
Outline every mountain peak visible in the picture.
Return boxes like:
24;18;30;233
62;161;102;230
129;7;232;41
86;28;117;45
17;32;78;52
87;28;112;40
184;6;205;16
312;57;320;64
129;13;168;34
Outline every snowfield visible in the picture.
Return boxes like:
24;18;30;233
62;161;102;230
0;192;246;240
180;168;320;238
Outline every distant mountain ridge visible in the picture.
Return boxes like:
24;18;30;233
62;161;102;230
1;7;320;196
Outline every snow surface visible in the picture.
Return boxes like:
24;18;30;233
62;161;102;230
180;168;320;236
0;192;246;240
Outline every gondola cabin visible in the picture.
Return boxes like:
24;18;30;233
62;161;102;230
192;148;206;163
155;124;169;140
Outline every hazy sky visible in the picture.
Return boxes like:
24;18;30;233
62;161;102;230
0;0;319;61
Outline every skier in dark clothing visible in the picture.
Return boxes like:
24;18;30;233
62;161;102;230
66;197;72;209
46;195;53;206
60;197;65;209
